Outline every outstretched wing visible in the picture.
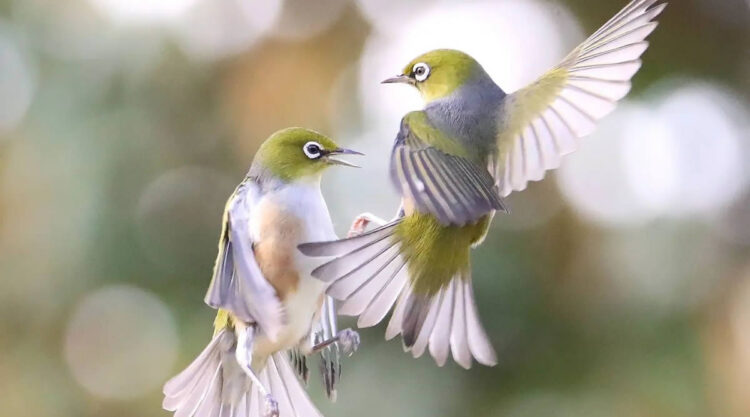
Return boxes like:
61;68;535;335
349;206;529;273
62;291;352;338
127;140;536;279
204;180;285;342
392;111;508;226
493;0;666;196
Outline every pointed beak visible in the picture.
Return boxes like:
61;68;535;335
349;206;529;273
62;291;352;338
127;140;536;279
381;74;414;85
325;148;364;168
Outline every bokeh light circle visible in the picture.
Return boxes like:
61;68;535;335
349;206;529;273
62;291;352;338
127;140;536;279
0;27;35;134
173;0;283;60
557;104;653;227
558;81;748;227
64;285;178;399
633;83;746;217
87;0;198;24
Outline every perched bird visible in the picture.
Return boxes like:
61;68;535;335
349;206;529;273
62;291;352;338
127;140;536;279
163;128;362;417
300;0;666;368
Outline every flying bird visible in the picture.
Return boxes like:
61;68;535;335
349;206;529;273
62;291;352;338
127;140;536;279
300;0;667;369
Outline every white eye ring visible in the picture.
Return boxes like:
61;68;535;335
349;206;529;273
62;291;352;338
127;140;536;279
412;62;430;82
303;141;323;159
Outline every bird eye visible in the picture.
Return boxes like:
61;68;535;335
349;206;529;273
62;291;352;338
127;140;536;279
303;141;323;159
412;62;430;82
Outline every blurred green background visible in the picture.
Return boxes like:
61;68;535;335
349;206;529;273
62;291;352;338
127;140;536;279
1;0;749;416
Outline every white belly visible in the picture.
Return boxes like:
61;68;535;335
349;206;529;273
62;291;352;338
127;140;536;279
249;181;337;358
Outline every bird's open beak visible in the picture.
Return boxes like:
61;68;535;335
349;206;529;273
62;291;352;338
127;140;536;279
325;148;364;168
381;74;414;85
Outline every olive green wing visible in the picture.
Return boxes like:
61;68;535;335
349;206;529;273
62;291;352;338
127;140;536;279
391;111;508;226
493;0;666;196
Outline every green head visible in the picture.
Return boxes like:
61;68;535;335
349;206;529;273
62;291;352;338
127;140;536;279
253;127;362;182
382;49;486;102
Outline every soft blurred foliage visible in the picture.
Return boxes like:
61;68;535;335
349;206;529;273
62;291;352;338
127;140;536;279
1;0;748;416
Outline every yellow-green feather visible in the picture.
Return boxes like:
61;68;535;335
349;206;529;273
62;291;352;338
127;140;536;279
496;68;568;155
255;127;341;181
213;309;232;336
394;212;491;295
403;49;482;103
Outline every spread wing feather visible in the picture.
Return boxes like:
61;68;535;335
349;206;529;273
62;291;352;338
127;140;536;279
494;0;666;196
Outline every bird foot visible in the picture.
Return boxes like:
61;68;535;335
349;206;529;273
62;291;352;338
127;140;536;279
347;212;385;237
263;394;279;417
337;328;360;356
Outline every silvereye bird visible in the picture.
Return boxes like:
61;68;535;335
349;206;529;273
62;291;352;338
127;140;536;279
300;0;666;369
163;128;363;417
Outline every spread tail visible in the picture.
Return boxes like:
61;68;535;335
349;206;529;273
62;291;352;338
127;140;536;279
389;271;496;368
299;220;496;369
163;330;321;417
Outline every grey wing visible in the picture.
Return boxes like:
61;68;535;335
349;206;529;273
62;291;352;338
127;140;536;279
204;180;285;342
288;296;341;400
391;118;508;227
315;296;341;401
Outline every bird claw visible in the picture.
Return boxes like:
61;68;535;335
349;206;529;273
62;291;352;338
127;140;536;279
263;394;279;417
337;328;360;356
347;212;385;237
347;216;370;237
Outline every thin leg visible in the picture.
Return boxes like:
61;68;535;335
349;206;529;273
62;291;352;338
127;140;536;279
311;328;360;356
234;322;279;417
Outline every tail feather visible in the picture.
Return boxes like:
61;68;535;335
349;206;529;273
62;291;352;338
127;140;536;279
163;331;322;417
164;330;232;417
304;220;497;369
386;285;412;341
428;281;455;367
266;353;322;417
405;292;441;357
233;395;248;417
401;275;497;369
163;333;226;404
249;384;260;417
463;282;497;367
450;280;472;368
401;293;434;348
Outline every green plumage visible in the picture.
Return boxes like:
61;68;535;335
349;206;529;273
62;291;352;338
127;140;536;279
402;49;482;102
393;212;490;295
254;127;341;181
